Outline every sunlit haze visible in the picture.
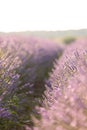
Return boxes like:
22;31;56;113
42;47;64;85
0;0;87;32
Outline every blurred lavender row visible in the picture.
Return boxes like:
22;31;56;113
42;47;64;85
32;39;87;130
0;35;63;129
0;40;22;129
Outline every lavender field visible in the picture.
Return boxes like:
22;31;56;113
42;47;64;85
0;32;87;130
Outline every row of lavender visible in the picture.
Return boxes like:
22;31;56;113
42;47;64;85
32;39;87;130
0;35;63;130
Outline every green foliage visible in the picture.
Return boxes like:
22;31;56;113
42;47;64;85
63;36;76;44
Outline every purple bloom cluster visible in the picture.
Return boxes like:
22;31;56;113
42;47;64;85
0;41;22;129
32;39;87;130
0;107;11;119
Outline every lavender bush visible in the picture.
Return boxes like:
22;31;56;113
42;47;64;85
0;42;22;129
0;35;64;129
32;39;87;130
